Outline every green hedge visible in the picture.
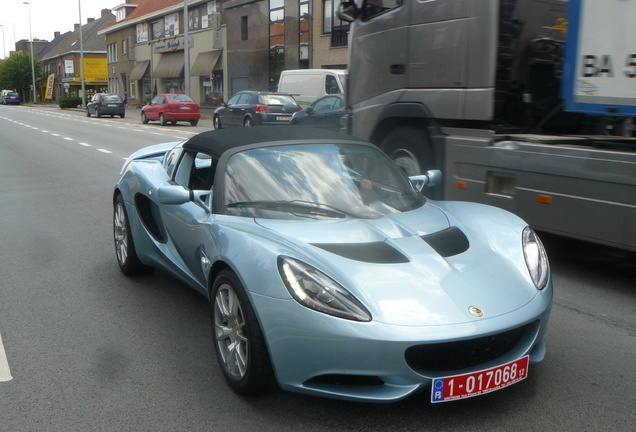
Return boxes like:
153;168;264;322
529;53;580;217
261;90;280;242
58;97;82;109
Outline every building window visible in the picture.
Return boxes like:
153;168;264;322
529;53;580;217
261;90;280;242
165;12;180;37
108;43;118;63
299;0;309;63
137;22;149;43
122;39;127;55
269;0;285;90
241;16;248;41
323;0;349;47
152;18;165;40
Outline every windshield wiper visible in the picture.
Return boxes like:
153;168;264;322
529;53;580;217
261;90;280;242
226;200;351;219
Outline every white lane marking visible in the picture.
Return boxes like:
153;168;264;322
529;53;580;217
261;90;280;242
64;137;74;141
0;333;12;382
51;133;60;137
79;142;91;147
97;149;112;154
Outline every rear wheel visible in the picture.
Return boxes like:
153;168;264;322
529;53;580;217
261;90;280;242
190;120;199;126
86;108;91;117
211;270;276;395
120;113;125;119
96;109;102;118
380;126;434;176
160;113;168;126
141;112;149;124
113;194;152;275
243;117;253;127
171;120;177;125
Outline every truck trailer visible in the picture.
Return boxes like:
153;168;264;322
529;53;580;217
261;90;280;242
338;0;636;251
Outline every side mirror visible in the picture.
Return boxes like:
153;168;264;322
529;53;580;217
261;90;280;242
409;170;442;192
158;185;191;205
338;1;359;22
158;185;212;211
305;106;314;114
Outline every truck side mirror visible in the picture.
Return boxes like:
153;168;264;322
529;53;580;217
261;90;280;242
338;1;359;22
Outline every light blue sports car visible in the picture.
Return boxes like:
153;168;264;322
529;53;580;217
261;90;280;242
113;127;552;403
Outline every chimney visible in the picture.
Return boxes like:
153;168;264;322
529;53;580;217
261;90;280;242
54;31;60;39
101;9;112;17
74;24;80;31
87;18;95;23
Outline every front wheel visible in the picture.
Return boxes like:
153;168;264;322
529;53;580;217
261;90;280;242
86;108;91;117
141;112;149;124
160;113;168;126
211;270;276;395
113;194;152;275
380;126;434;176
214;115;222;130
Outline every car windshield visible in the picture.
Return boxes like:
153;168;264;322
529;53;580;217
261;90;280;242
224;143;425;220
169;95;194;102
259;94;297;107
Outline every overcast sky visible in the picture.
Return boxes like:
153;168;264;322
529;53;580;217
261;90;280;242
1;0;114;58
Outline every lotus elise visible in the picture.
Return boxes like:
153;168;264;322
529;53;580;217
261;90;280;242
113;127;552;403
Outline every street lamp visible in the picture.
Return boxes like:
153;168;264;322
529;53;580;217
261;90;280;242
183;0;190;95
78;0;86;107
23;2;37;103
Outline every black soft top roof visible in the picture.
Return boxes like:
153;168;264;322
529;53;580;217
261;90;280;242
183;126;367;158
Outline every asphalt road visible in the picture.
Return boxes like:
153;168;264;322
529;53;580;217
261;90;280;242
0;104;634;432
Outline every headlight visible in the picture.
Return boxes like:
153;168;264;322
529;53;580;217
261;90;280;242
278;256;371;322
522;227;550;290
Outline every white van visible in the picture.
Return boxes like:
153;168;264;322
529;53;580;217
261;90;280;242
277;69;346;106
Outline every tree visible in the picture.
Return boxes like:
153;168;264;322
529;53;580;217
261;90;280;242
0;52;43;102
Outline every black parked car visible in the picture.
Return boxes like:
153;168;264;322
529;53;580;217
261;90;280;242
290;94;346;132
213;91;302;129
86;93;125;118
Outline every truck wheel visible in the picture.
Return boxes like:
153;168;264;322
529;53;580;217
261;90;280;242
380;126;434;176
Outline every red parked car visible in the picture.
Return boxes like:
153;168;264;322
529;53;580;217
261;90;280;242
141;93;200;126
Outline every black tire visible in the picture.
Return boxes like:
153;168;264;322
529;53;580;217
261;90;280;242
243;117;253;127
141;112;149;124
86;108;91;117
380;126;434;176
171;119;177;125
190;120;199;126
96;109;101;118
211;270;276;395
113;194;153;275
160;113;168;126
120;113;125;119
214;115;222;130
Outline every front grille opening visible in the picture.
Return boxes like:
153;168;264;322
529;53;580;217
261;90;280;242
405;324;530;372
305;374;385;387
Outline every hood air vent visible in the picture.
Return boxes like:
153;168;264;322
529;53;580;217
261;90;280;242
421;227;469;257
311;242;409;264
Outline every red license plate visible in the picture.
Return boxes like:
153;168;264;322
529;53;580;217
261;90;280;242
431;356;529;403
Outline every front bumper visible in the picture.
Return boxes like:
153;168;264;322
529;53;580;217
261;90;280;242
252;283;552;402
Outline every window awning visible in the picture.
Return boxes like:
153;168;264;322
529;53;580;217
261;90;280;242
129;60;150;81
190;50;222;76
153;52;184;78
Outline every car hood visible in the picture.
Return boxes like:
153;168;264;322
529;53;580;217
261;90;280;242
255;204;539;326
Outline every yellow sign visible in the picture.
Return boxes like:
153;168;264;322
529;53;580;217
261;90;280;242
82;58;108;83
45;74;55;100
